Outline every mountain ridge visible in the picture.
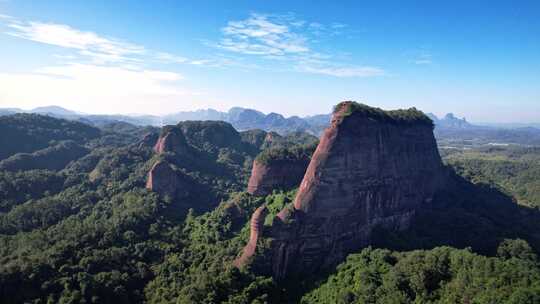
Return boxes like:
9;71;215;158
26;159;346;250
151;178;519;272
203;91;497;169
0;104;497;131
3;105;540;148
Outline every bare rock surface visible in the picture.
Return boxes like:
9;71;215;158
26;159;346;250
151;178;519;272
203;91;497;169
146;160;189;199
234;206;268;267
247;157;309;196
153;128;189;154
237;102;446;278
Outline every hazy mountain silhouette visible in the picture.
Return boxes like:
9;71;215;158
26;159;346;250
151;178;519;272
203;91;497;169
1;105;539;142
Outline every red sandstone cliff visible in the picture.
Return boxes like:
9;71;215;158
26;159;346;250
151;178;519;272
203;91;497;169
146;160;189;199
247;156;310;196
153;128;189;154
236;102;446;278
234;206;268;267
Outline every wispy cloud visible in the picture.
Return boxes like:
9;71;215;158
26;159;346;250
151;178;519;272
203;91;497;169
0;17;208;114
0;14;14;21
331;23;347;29
7;21;145;64
3;17;229;68
216;13;385;78
155;52;188;64
0;63;196;115
412;50;433;65
298;65;385;77
218;13;309;56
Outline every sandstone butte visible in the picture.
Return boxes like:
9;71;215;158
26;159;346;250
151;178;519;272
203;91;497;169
247;152;310;196
153;127;188;154
235;101;446;279
146;126;192;199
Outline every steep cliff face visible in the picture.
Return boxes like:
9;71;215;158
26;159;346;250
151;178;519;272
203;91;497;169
247;159;308;196
246;145;315;196
176;120;245;153
154;127;189;154
234;206;268;267
237;102;446;278
146;121;264;212
146;160;189;199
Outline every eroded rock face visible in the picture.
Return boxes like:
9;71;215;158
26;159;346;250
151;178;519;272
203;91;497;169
154;128;189;154
247;157;309;196
146;160;189;199
234;206;268;267
237;102;446;278
138;133;159;149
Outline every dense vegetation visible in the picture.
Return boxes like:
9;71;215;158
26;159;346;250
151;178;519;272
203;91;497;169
0;114;100;159
240;130;318;152
334;101;434;127
0;141;89;172
255;143;317;165
303;242;540;304
443;146;540;208
1;114;540;303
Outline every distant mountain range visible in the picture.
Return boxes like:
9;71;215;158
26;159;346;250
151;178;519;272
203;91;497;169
427;113;473;129
162;107;317;134
0;105;323;134
1;105;538;136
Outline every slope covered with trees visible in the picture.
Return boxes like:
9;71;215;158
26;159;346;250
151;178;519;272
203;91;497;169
1;113;540;303
0;114;101;160
303;243;540;304
443;146;540;208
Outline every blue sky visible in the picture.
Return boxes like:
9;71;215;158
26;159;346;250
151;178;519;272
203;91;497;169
0;0;539;122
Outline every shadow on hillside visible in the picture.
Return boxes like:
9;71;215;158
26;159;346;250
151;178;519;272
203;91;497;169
277;167;540;303
373;167;540;255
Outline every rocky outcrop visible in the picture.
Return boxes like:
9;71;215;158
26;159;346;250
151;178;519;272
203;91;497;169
234;206;268;267
138;132;159;149
237;101;446;278
247;158;308;196
154;127;189;154
146;160;189;199
246;146;313;196
146;120;260;211
239;129;269;149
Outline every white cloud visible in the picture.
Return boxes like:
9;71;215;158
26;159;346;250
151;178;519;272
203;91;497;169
3;17;227;69
412;50;433;65
0;14;14;21
0;17;208;114
155;52;188;64
414;59;432;65
217;13;385;78
7;21;145;64
331;23;347;29
308;22;324;29
299;65;385;77
0;64;195;115
218;13;309;56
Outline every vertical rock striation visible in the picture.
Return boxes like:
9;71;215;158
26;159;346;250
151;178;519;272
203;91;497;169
154;127;189;154
234;206;268;267
247;155;311;196
237;101;446;278
146;160;189;199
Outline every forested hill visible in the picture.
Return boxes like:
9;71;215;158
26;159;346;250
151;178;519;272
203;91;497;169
1;113;540;303
0;114;316;303
0;114;101;160
3;106;540;147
